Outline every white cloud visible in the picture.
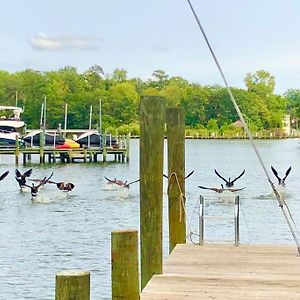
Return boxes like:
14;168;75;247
30;32;102;51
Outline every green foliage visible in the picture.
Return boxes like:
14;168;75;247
0;67;293;135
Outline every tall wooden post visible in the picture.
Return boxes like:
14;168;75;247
166;108;186;253
126;132;130;162
140;96;165;290
102;131;107;162
111;229;139;299
15;135;19;165
55;270;90;300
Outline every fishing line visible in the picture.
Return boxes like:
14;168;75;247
186;0;300;253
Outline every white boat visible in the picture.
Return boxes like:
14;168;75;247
0;106;25;146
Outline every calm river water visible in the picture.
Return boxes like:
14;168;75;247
1;139;300;299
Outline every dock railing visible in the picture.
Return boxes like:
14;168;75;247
199;195;240;246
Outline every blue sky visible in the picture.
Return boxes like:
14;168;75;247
1;0;300;94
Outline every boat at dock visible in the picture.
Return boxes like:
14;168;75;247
75;130;118;148
0;106;25;147
22;130;65;147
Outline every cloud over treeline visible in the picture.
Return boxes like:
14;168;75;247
30;32;102;51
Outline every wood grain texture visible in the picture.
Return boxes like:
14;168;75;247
166;108;186;253
141;243;300;299
140;96;165;289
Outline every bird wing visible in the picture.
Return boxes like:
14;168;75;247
231;170;245;184
126;179;140;187
226;187;245;192
36;177;47;189
185;170;195;180
214;169;228;184
29;178;57;184
15;169;21;178
104;176;115;183
198;185;222;193
0;170;9;181
45;172;54;183
37;172;54;188
198;185;211;190
23;168;33;178
271;166;281;182
283;166;292;182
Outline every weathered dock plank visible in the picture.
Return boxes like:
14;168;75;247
140;243;300;299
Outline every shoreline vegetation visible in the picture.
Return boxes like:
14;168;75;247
1;67;300;138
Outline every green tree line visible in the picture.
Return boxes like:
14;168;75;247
0;67;298;134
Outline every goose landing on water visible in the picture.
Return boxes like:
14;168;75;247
198;184;245;193
214;169;245;187
104;176;140;189
25;172;53;200
15;169;32;189
271;166;291;187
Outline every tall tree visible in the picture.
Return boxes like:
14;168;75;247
244;70;275;97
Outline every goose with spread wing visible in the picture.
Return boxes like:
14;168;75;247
214;169;245;187
15;169;32;188
271;166;291;187
105;176;139;189
198;184;245;193
30;175;74;191
25;172;53;199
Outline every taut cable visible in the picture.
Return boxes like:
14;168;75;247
186;0;300;253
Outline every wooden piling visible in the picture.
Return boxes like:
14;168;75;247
83;148;87;163
126;132;130;162
15;135;19;165
140;96;165;289
166;108;186;253
23;153;27;165
111;229;139;300
55;270;90;300
102;134;107;162
39;130;45;163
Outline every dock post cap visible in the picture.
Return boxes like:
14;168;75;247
111;228;137;234
56;270;90;277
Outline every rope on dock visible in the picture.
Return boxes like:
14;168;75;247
167;172;199;244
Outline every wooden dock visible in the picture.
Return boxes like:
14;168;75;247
140;243;300;299
0;146;128;164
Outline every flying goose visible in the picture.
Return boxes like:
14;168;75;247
198;184;245;193
105;176;139;189
214;169;245;187
271;166;291;186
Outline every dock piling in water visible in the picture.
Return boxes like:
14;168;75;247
166;108;186;253
55;270;90;300
140;96;165;289
111;229;139;299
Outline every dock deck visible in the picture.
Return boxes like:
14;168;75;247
140;243;300;299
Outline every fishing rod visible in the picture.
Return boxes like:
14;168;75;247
186;0;300;253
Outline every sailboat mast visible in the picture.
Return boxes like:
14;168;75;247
64;103;68;138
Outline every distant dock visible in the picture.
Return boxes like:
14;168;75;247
0;133;130;164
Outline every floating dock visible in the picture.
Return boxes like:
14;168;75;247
140;243;300;299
